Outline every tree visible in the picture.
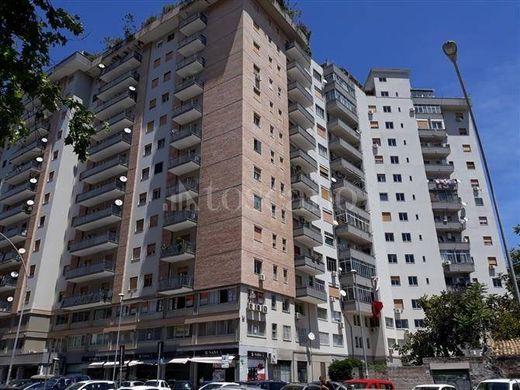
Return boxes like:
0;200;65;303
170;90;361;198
328;358;363;381
0;0;98;161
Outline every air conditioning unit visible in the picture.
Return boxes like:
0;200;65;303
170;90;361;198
329;296;336;302
247;302;254;311
331;271;337;277
338;322;344;329
443;260;452;266
295;312;302;320
393;308;402;314
258;274;265;281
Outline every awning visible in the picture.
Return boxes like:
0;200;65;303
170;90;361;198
128;360;144;367
88;362;105;368
168;358;190;364
169;355;236;365
104;360;130;367
185;312;239;324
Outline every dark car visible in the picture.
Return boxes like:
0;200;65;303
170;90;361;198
243;382;287;390
167;381;194;390
280;384;319;390
0;380;39;390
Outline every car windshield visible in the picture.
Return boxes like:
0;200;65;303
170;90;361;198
173;384;190;389
477;384;510;390
145;382;160;386
345;384;369;390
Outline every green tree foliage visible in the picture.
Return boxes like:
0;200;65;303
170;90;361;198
328;358;363;381
0;0;97;161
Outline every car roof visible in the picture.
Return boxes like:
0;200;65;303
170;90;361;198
481;380;520;383
345;380;394;384
414;386;455;389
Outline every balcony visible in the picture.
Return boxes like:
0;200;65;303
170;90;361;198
100;51;142;82
168;154;201;176
0;182;36;206
5;160;41;185
330;157;364;181
0;277;17;293
326;94;358;127
0;204;31;226
335;210;372;246
69;232;119;257
172;101;202;125
289;125;316;151
290;149;317;175
329;137;363;163
160;241;196;263
0;302;11;316
288;102;314;129
61;290;113;310
294;254;325;276
424;163;454;177
76;180;126;207
65;260;116;283
287;61;312;88
96;71;139;101
93;110;134;141
421;144;451;158
327;118;360;144
170;127;201;149
87;131;132;162
163;210;198;232
285;41;311;68
10;139;47;165
438;241;471;252
332;177;367;203
293;222;322;248
296;284;327;304
174;78;204;101
72;205;122;231
0;251;21;272
176;55;205;78
291;173;318;197
418;128;447;141
179;12;207;35
288;81;313;108
339;262;376;288
166;181;199;203
443;259;475;275
338;246;375;266
430;196;463;211
94;90;136;121
0;226;28;248
428;180;458;192
158;275;194;295
80;156;128;184
178;34;206;57
435;220;465;232
292;198;320;221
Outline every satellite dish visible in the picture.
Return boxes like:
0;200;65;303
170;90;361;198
124;127;132;134
114;199;123;207
26;200;35;206
339;290;347;297
41;137;48;143
29;178;38;184
332;220;339;226
18;248;26;255
128;86;136;91
119;176;128;183
10;271;19;278
98;63;106;69
331;177;337;183
307;332;315;341
36;157;44;163
7;297;14;303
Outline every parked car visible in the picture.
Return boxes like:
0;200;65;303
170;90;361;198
475;379;520;390
119;387;159;390
199;383;239;390
413;385;457;390
344;379;395;390
143;382;169;390
119;382;145;388
65;381;116;390
280;384;320;390
243;382;287;390
167;381;194;390
0;379;36;390
310;381;347;390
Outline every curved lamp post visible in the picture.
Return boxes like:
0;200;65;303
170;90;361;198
442;41;520;304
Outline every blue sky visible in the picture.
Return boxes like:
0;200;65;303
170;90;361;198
50;0;520;246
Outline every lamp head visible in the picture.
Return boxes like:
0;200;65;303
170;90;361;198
98;63;106;70
18;248;26;255
442;40;458;62
10;271;19;278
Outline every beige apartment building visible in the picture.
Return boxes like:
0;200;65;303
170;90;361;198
0;0;510;383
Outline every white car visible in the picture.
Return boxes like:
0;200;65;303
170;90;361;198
413;385;457;390
119;382;145;388
199;383;240;390
144;381;170;390
66;381;116;390
475;379;520;390
119;387;159;390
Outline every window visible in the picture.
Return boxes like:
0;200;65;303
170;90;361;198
254;226;262;241
281;209;286;222
152;78;159;88
146;121;154;133
324;232;334;246
157;138;165;149
272;234;277;249
411;299;422;309
415;319;425;328
144;274;153;288
144;143;152;156
383;106;391;113
372;138;381;146
48;171;54;182
459;128;468;135
253;194;262;211
253;139;262;154
393;174;402;182
408;276;418;286
475;197;484;206
370;121;379;129
385;318;394;328
388;254;397;264
395;319;409;329
280;182;285;193
57;130;62;139
253;41;260;50
52;150;59;160
165;51;173;62
25;291;31;304
149;215;158;228
390;156;399;164
282;238;287;252
380;193;388;201
43;193;50;204
374;155;384;164
385;122;394;129
315;104;325;119
270;176;275;189
273;265;278;280
402;233;412;242
29;265;36;277
333;334;344;347
283;268;288;283
377;174;386;182
466;161;476;170
493;278;502;288
146;243;156;256
253;166;261;181
253;112;261;127
483;236;493;246
313;69;322;81
488;257;498;267
388;138;397;146
271;324;278;339
159;115;167;127
33;239;41;252
149;99;156;109
405;254;415;264
455;112;464;121
153;58;160;68
479;216;488;225
382;212;392;222
138;192;147;206
390;276;401;286
161;92;169;103
129;277;138;290
152;188;161;200
254;259;262;275
271;204;276;218
368;105;377;113
379;77;387;82
431;120;444;129
396;193;405;201
463;144;472;152
270;150;275;163
38;216;45;228
381;91;389;97
398;212;408;221
135;219;144;233
318;144;328;158
283;325;291;341
163;71;171;81
321;186;331;201
385;233;394;242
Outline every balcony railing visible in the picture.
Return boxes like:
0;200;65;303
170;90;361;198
175;54;205;72
5;160;41;182
160;241;196;259
61;289;113;308
164;210;198;225
94;90;136;114
0;277;17;289
96;110;134;132
291;173;319;193
167;181;199;197
1;226;28;240
292;197;320;218
168;154;201;169
76;180;126;204
65;260;115;280
80;156;128;181
178;34;206;51
170;127;201;144
101;51;142;76
172;101;202;118
69;232;119;253
72;205;122;228
0;204;30;221
179;12;208;30
10;139;46;162
0;301;11;314
0;182;36;202
88;131;132;156
158;275;194;291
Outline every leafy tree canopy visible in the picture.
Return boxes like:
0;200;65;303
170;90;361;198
328;358;363;381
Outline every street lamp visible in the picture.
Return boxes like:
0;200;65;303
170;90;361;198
112;293;125;382
442;40;520;304
306;332;315;382
350;269;368;378
3;236;28;385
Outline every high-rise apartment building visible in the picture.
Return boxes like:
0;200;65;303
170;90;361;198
0;0;509;382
